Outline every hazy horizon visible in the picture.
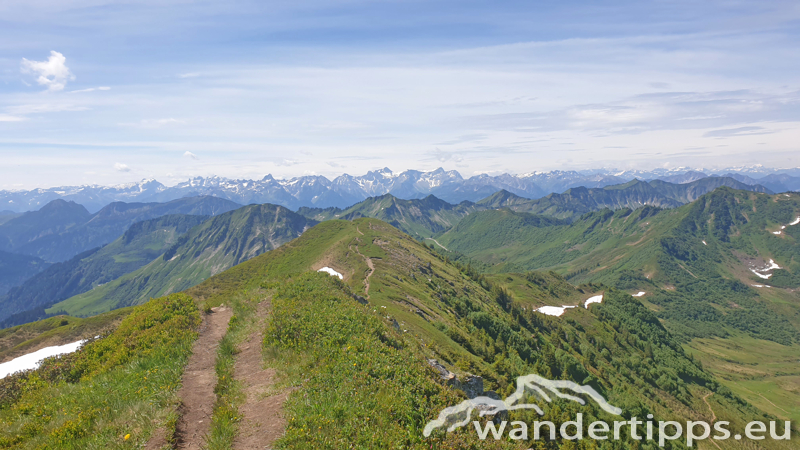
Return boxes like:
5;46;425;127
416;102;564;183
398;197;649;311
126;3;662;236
2;1;799;189
2;164;799;194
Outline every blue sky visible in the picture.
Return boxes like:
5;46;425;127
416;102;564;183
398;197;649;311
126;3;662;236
1;0;799;188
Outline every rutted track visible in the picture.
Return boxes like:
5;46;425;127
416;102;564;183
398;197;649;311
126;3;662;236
232;300;289;449
174;306;233;449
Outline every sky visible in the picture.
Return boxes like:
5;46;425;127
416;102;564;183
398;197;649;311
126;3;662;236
1;0;799;189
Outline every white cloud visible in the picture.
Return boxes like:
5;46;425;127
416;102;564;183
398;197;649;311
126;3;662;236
69;86;111;94
114;162;131;172
119;118;187;128
183;151;198;160
178;72;201;78
8;104;88;114
0;115;25;122
20;51;75;92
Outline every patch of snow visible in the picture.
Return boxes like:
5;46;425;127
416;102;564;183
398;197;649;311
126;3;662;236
632;291;646;297
584;294;604;308
773;231;782;235
318;266;343;279
536;305;577;317
0;340;85;379
751;269;772;280
751;284;769;288
702;240;707;246
766;259;781;270
790;217;800;226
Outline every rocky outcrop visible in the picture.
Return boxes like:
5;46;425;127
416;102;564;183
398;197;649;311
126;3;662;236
426;359;506;423
427;359;488;399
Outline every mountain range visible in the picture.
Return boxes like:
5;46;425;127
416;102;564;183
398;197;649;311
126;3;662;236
1;183;799;447
437;187;800;422
0;175;771;325
6;214;796;448
3;166;799;213
476;176;772;221
300;176;772;234
297;193;481;238
0;214;209;326
0;251;50;297
0;196;240;263
46;203;314;317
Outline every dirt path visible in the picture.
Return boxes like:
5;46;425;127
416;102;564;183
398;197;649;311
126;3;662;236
172;306;233;450
353;244;375;298
233;300;289;449
424;238;449;251
757;393;789;414
679;263;699;279
702;393;717;423
701;393;722;450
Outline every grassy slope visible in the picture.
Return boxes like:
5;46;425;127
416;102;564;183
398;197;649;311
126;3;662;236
439;188;800;424
188;218;794;448
48;204;314;317
0;308;132;363
0;214;207;325
473;177;769;222
685;332;800;426
2;216;795;447
437;205;672;276
0;294;200;449
299;193;481;238
2;196;241;264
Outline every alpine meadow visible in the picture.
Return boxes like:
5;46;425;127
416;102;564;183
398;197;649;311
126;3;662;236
2;1;800;449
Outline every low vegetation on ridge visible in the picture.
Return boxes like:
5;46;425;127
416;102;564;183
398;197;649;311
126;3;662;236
0;294;199;448
0;187;798;448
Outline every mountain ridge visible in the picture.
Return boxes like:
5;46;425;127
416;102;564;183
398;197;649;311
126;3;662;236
0;196;241;263
475;177;771;221
0;214;209;326
48;203;315;317
3;166;796;213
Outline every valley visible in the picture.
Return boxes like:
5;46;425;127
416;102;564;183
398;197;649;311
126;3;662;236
0;181;798;448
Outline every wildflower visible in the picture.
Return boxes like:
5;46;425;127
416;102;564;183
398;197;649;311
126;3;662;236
124;433;131;440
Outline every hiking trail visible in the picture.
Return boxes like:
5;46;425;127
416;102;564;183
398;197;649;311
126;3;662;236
702;393;722;450
170;306;233;450
353;244;375;297
233;299;288;449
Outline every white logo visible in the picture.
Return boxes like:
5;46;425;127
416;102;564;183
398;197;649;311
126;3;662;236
423;374;622;437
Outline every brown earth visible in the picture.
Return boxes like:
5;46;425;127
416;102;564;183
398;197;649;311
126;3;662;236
173;306;233;450
233;300;289;449
353;244;375;298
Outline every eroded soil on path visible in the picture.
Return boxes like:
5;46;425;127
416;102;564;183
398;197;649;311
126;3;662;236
173;306;233;450
353;244;375;298
233;300;289;449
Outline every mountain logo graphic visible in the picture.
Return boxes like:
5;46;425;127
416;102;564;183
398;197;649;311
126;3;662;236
423;374;622;437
